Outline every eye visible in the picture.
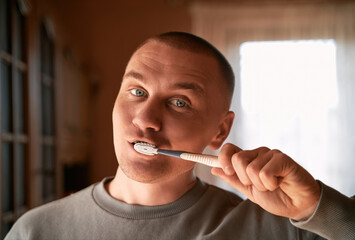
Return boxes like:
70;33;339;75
130;88;146;97
171;99;187;108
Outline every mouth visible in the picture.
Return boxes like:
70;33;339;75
131;140;157;148
129;141;159;157
133;141;159;156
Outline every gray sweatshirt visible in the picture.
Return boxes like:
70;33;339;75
5;178;355;240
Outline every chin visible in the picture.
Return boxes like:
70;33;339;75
120;159;194;184
120;160;172;183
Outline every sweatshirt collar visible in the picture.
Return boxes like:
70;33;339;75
92;177;207;219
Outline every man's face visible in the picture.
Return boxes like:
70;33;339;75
112;40;231;183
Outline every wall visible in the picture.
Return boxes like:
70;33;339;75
50;0;192;183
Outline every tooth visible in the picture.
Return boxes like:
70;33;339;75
135;141;157;148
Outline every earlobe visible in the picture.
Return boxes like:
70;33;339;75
208;111;235;150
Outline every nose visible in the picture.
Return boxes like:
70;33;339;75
132;99;162;132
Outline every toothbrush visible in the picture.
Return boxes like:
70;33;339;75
134;142;221;168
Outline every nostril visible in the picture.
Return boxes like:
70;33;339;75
147;126;159;132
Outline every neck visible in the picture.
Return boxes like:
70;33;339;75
107;168;197;206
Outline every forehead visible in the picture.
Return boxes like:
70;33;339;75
125;41;222;89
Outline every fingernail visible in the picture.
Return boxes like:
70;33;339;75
224;166;235;175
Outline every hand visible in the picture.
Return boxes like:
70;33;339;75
211;143;321;221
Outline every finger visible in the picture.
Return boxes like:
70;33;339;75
259;151;293;191
211;167;249;194
219;143;242;176
231;150;258;186
245;149;274;191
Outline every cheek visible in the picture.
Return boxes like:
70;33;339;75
112;100;132;141
113;97;132;123
165;115;216;152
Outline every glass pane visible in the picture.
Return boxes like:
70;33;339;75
40;24;54;77
14;2;25;60
42;145;55;200
0;0;11;52
42;145;54;171
42;175;54;201
14;70;26;134
40;26;53;77
1;142;14;212
15;144;26;207
49;41;54;77
40;26;46;74
1;61;13;133
41;84;54;136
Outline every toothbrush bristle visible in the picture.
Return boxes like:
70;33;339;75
133;142;158;156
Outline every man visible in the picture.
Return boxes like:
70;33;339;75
6;32;355;239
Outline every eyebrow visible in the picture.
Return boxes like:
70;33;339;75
172;82;205;96
123;71;144;81
123;70;206;96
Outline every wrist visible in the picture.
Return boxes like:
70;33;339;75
292;180;322;221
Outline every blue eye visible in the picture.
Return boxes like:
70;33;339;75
131;89;145;97
171;99;186;108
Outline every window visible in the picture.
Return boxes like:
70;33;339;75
192;2;355;196
39;22;57;203
0;0;28;237
239;40;339;184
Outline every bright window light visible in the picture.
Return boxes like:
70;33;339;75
240;40;338;114
238;39;338;186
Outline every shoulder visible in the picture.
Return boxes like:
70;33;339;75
27;184;94;217
5;184;96;240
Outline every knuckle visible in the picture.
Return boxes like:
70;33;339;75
220;145;232;157
231;155;241;168
235;150;247;159
231;153;239;163
270;149;281;154
258;146;270;153
222;143;234;150
259;168;270;180
234;153;248;167
225;142;234;147
246;163;259;176
275;152;289;161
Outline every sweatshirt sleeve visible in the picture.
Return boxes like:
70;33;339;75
290;181;355;240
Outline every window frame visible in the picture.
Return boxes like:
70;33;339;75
0;0;29;237
38;21;58;204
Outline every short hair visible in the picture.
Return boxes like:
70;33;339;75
136;32;235;105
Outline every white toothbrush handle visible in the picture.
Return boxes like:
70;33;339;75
180;153;221;168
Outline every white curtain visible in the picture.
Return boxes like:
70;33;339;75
191;2;355;197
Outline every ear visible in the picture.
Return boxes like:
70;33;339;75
208;111;235;150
